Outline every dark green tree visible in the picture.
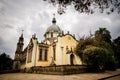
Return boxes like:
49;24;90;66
113;36;120;67
95;28;116;70
0;53;13;70
95;28;111;43
83;46;106;71
44;0;120;14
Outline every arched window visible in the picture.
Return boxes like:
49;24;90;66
44;49;48;61
51;32;53;38
39;48;42;60
53;46;56;60
27;49;32;63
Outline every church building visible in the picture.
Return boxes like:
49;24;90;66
13;17;82;70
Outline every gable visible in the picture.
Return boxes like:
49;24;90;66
61;34;78;43
59;34;78;50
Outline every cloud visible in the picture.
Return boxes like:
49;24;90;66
0;0;120;58
102;18;111;24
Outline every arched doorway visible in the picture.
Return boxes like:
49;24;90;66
70;54;75;65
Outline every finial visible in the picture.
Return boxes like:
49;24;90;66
34;33;36;37
52;13;56;24
32;33;36;39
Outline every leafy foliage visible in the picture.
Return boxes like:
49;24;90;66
83;46;106;71
75;27;116;71
0;53;13;70
75;38;94;57
43;0;120;14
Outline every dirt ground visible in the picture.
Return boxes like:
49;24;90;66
0;69;120;80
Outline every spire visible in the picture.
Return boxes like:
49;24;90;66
19;30;24;41
17;30;24;48
52;13;56;24
20;33;23;38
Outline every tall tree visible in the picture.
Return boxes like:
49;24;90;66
95;28;111;43
44;0;120;14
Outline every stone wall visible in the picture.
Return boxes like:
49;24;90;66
23;65;87;75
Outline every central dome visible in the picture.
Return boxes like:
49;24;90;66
46;24;61;33
44;17;62;40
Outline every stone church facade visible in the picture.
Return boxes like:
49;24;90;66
13;17;82;70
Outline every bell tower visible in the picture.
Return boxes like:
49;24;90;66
13;32;24;70
14;32;24;60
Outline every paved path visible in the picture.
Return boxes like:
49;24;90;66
0;69;120;80
105;75;120;80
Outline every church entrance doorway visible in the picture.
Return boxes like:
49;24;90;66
70;54;75;65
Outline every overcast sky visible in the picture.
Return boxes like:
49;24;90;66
0;0;120;59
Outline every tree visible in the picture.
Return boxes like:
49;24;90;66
43;0;120;15
75;38;94;59
83;46;106;71
113;36;120;67
0;53;13;70
95;28;111;43
75;28;116;71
